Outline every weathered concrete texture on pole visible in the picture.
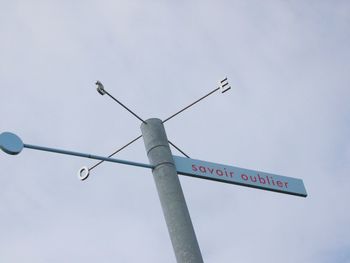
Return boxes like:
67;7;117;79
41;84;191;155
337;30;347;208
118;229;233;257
141;118;203;263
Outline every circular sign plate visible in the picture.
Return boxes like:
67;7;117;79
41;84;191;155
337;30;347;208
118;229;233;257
0;132;24;155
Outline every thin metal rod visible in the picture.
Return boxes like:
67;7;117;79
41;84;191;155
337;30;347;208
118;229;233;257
104;89;147;124
89;135;143;171
168;140;190;158
90;85;222;170
162;87;220;123
91;86;221;170
23;143;154;169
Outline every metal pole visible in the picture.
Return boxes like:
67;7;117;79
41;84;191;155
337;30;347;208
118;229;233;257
141;118;203;263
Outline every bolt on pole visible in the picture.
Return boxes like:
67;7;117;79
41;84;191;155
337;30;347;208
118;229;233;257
141;118;203;263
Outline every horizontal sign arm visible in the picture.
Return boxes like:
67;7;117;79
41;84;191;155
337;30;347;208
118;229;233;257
23;143;155;170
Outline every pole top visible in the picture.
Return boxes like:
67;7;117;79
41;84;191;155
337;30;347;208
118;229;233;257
140;118;162;127
0;132;24;155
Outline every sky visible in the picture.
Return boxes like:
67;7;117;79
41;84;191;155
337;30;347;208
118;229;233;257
0;0;349;262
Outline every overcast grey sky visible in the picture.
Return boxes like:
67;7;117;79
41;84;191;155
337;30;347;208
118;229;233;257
1;1;349;262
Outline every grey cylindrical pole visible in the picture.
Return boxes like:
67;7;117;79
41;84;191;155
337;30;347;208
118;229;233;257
141;118;203;263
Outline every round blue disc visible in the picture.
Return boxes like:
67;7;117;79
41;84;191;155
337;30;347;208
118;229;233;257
0;132;24;155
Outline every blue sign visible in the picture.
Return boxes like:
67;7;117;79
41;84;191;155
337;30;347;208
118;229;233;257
0;132;24;155
173;156;307;197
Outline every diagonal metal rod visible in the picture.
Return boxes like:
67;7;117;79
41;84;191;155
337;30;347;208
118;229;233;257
162;87;220;123
168;140;190;158
103;89;147;124
89;84;224;171
88;135;143;171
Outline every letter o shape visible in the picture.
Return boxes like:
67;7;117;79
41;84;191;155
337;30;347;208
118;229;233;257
241;174;248;181
78;166;90;181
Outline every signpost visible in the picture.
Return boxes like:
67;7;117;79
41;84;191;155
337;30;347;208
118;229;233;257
0;79;308;263
174;155;307;197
